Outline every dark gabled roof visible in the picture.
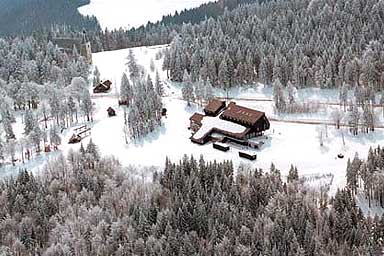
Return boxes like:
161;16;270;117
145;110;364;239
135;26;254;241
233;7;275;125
95;83;109;90
94;80;112;91
189;113;204;124
103;80;112;87
221;102;265;126
204;99;225;114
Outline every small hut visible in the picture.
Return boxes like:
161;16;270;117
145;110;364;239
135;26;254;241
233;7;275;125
44;144;51;152
68;125;91;144
93;80;112;93
107;107;116;117
118;99;129;106
161;108;167;116
68;134;82;144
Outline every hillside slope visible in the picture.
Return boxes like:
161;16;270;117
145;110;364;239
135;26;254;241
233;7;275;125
0;0;100;36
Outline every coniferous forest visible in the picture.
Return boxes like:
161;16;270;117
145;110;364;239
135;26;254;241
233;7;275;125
0;0;100;36
1;0;384;255
55;0;384;94
163;0;384;90
0;144;383;255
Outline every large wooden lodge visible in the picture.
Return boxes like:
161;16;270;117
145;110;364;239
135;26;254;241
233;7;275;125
189;99;270;145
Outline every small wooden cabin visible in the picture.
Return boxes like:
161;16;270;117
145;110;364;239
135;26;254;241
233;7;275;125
118;99;129;106
68;134;82;144
107;107;116;117
68;125;91;144
93;80;112;93
161;108;167;116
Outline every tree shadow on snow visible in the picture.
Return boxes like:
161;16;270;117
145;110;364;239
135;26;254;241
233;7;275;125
129;124;167;147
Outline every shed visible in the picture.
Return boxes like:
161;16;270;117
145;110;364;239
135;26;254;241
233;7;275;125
162;108;167;116
107;107;116;117
93;80;112;93
68;134;82;144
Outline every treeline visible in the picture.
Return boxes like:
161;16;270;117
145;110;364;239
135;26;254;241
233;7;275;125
160;0;258;26
346;146;384;209
49;0;264;52
0;0;99;37
0;145;383;254
163;0;384;90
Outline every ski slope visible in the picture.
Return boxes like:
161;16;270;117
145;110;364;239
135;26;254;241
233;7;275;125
79;0;216;30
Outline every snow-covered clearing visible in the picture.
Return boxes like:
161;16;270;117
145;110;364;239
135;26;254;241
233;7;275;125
2;44;384;217
83;45;384;200
78;0;216;30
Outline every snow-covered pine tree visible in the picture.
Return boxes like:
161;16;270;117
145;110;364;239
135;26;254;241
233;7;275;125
2;117;15;141
155;70;164;97
218;53;234;100
347;102;360;135
120;73;133;105
339;83;349;111
286;81;296;104
287;165;299;183
203;79;214;103
49;124;61;146
146;75;154;92
24;110;35;135
194;78;204;106
93;66;101;87
273;79;286;112
81;91;93;122
182;70;195;106
150;58;155;72
86;139;100;162
29;123;43;152
0;128;4;161
127;49;140;80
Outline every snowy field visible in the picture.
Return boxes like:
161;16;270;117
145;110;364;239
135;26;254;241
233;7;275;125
62;45;384;198
2;44;384;208
78;0;216;30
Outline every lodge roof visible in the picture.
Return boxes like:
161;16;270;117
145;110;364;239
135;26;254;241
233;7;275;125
204;99;226;115
103;80;112;87
189;113;204;124
221;102;265;126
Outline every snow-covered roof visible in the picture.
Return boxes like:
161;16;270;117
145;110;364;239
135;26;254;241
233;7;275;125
192;115;247;141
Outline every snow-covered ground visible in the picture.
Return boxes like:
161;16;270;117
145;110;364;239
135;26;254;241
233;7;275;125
3;44;384;216
78;0;216;30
